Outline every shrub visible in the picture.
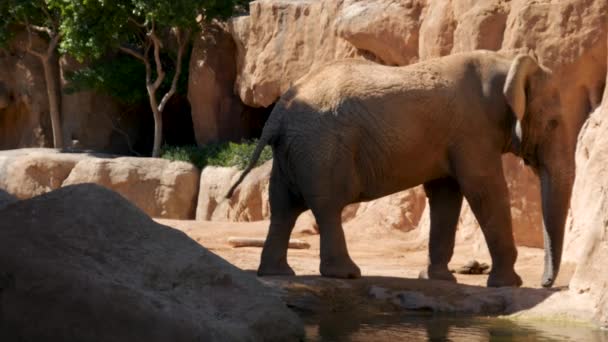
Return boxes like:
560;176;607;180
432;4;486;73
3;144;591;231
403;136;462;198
160;140;272;170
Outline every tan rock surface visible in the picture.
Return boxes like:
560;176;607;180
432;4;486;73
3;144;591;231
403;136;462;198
0;32;52;149
188;23;248;145
502;0;607;142
336;0;426;66
0;184;304;341
60;56;135;153
0;149;87;199
229;0;361;108
63;157;200;219
197;161;271;221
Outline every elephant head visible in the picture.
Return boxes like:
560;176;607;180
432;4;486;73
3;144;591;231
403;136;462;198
504;53;575;287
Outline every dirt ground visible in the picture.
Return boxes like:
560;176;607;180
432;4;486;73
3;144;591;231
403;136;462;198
157;218;576;319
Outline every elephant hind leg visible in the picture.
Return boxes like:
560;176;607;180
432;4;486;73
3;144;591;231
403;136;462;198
258;170;306;276
309;201;361;279
419;177;463;282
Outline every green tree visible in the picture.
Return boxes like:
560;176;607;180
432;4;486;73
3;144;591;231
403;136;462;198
0;0;64;148
54;0;238;157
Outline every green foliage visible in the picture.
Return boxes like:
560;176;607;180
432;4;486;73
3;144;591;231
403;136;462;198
50;0;131;60
0;1;12;47
0;0;60;48
161;141;273;170
64;54;147;104
52;0;240;61
64;44;191;104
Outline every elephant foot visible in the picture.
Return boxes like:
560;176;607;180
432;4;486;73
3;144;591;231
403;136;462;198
487;269;522;287
320;258;361;279
418;266;457;282
257;261;296;277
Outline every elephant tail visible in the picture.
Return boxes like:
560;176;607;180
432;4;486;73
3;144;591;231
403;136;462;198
225;116;279;199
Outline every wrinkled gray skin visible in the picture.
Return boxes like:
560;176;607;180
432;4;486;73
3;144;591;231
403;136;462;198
227;51;574;288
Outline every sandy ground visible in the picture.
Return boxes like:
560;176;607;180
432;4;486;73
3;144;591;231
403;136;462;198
158;218;574;289
156;218;578;323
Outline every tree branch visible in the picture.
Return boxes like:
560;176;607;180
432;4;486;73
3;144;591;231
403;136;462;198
144;42;152;87
46;32;61;56
29;25;52;35
157;28;190;113
119;45;146;62
23;19;46;60
104;109;141;156
148;21;165;91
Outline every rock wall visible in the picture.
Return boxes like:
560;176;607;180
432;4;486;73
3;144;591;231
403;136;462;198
566;96;608;325
188;23;247;146
196;161;271;221
0;149;199;219
0;32;51;149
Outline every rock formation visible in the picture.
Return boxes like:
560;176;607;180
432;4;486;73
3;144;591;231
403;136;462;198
0;149;200;219
197;161;271;221
0;149;86;199
188;23;247;145
0;184;304;341
63;157;200;219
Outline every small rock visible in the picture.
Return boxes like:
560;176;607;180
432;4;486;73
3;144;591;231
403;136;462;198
453;260;490;275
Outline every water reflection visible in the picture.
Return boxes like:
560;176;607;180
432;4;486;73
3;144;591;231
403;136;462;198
304;311;608;341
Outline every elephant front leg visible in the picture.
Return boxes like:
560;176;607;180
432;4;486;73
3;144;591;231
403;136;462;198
455;157;522;287
312;205;361;279
419;177;463;282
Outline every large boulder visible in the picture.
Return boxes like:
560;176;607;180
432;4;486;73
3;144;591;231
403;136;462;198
197;161;271;221
566;102;608;325
63;157;200;219
0;148;87;199
0;184;304;341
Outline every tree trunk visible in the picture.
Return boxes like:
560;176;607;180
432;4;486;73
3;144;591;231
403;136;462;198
147;85;163;157
40;55;63;149
151;107;163;158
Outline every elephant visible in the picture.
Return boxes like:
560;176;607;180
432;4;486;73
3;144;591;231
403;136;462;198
226;50;574;288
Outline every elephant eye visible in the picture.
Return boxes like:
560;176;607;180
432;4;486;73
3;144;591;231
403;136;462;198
547;119;559;130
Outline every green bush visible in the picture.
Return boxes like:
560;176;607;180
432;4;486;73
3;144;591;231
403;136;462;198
160;140;272;170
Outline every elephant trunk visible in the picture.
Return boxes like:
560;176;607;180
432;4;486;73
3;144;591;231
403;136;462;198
539;160;574;288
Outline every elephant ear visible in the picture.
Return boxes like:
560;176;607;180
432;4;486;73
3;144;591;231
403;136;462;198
503;53;539;121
